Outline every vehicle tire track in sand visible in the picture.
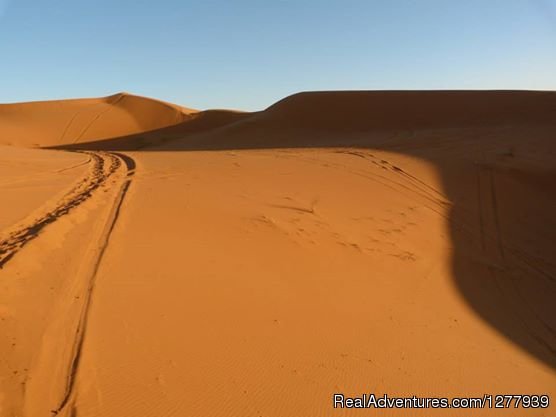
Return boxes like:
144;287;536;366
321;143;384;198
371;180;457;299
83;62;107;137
50;151;135;416
0;151;122;268
476;165;556;357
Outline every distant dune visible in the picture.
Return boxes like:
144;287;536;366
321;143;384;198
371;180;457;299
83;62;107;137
0;90;554;417
2;90;554;151
158;90;556;151
39;90;556;151
0;92;195;148
262;90;556;129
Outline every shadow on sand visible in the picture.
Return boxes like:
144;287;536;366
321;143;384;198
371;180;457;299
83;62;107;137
51;91;556;369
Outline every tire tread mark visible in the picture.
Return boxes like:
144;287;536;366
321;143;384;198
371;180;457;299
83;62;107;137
50;152;135;416
0;151;119;268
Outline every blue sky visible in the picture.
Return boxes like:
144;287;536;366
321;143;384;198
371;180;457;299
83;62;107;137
0;0;555;110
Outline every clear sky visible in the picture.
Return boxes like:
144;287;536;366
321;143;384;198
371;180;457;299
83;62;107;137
1;0;555;110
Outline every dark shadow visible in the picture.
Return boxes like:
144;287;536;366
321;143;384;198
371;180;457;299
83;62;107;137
50;90;556;368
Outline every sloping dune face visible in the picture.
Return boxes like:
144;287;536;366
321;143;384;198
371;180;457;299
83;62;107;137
262;90;556;129
54;108;251;151
1;91;555;417
0;93;194;148
157;90;556;150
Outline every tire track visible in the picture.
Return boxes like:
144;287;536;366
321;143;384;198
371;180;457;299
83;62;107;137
0;151;122;268
476;165;556;357
0;148;136;416
50;151;135;416
488;169;505;260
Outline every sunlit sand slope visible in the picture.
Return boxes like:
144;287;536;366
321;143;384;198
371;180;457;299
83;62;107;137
0;91;554;417
71;146;554;417
0;93;194;147
0;145;89;231
68;91;555;416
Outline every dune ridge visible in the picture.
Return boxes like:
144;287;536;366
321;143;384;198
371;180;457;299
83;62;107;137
24;90;552;152
3;90;554;152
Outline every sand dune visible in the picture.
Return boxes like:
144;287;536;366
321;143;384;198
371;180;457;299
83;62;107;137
0;91;554;417
55;108;250;151
0;92;194;148
261;90;556;129
48;90;556;152
154;90;556;151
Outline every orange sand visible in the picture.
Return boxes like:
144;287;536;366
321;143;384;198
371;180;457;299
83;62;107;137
0;91;554;417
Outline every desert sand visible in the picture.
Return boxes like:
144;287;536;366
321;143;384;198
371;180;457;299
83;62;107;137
0;91;554;416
